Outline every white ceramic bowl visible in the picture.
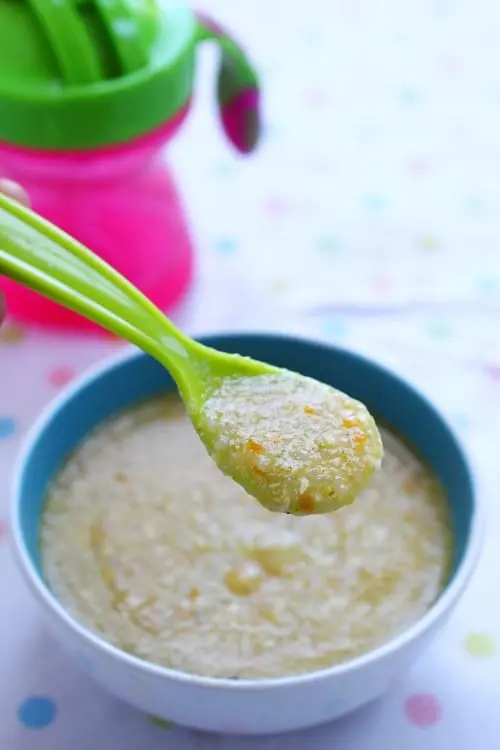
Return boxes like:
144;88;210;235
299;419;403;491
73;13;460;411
11;334;484;735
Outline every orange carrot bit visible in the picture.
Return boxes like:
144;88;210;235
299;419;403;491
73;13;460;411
342;417;356;429
354;433;366;444
304;406;316;415
402;477;419;494
247;439;264;454
298;492;315;514
189;587;200;600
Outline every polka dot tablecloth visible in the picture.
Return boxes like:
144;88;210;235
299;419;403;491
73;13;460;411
2;0;500;747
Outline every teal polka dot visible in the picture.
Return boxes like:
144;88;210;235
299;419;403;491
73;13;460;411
214;238;238;255
463;196;486;215
361;194;387;212
263;121;281;139
18;697;57;729
211;163;234;179
0;417;16;438
428;320;452;339
397;86;421;106
317;235;341;253
477;276;498;294
322;318;347;341
430;0;456;15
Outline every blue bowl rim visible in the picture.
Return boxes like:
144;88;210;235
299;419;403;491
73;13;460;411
11;332;486;691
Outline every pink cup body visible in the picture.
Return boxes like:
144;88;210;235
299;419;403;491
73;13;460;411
0;106;194;332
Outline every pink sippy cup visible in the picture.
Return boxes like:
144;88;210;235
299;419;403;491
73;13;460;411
0;1;260;331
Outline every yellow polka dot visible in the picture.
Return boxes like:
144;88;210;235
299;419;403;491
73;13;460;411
464;632;495;659
148;715;174;729
0;324;27;344
420;235;438;251
269;280;287;294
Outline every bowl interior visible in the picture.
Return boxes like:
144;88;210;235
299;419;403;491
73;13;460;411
17;333;474;586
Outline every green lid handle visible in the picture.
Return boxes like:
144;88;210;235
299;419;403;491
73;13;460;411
91;0;152;74
196;13;261;154
28;0;103;84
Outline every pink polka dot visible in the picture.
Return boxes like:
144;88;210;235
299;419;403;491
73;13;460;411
405;693;442;728
453;124;469;141
485;363;500;381
439;54;464;77
307;156;335;174
340;0;364;20
406;156;434;176
372;275;394;295
302;88;330;108
48;366;75;388
264;197;291;216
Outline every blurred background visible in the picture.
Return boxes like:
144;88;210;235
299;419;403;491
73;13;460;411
175;0;500;485
3;0;499;482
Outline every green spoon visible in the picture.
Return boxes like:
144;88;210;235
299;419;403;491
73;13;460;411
0;193;383;515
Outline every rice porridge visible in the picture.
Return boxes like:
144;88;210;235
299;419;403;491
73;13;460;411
41;394;452;679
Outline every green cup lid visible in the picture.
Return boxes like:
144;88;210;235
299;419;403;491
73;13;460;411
0;0;261;152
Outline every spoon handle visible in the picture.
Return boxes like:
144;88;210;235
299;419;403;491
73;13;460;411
0;193;191;367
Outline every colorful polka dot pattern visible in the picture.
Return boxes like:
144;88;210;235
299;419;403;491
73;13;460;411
17;697;57;730
464;632;496;659
0;417;16;439
405;694;442;728
485;364;500;382
214;237;238;255
1;0;500;745
48;366;76;388
148;715;174;730
0;323;27;343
